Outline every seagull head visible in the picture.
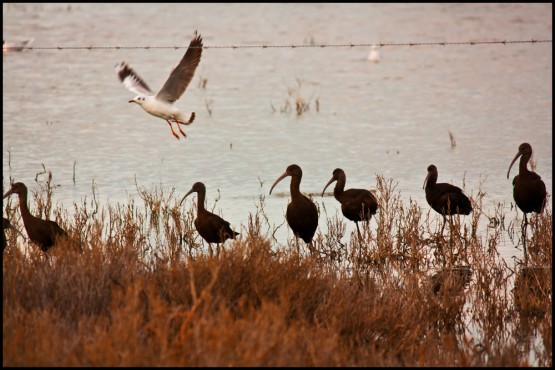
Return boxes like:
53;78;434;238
129;96;146;105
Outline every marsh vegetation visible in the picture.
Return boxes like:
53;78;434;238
2;173;551;366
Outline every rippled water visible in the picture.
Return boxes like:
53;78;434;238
3;4;552;261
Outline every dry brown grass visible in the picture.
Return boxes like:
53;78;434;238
271;78;319;116
2;174;552;366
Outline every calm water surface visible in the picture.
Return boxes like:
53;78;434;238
3;4;552;262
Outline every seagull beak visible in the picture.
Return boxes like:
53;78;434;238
128;99;136;103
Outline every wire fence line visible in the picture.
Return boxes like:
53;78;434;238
12;39;553;51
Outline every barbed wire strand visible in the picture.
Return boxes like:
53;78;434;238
11;39;553;51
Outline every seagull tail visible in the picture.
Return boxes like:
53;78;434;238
177;112;195;126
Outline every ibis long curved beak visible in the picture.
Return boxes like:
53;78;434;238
179;188;195;205
506;151;522;179
423;173;431;190
3;188;15;199
321;177;336;197
269;172;289;195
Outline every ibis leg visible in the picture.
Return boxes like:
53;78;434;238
522;213;528;267
440;215;447;235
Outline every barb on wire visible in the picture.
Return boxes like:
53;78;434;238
13;39;553;51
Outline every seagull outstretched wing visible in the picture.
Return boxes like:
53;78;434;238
155;32;203;103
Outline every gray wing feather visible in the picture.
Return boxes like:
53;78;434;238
115;62;153;96
155;32;203;103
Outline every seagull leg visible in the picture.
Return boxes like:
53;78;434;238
174;118;188;138
165;120;180;140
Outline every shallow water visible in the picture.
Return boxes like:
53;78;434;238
3;4;552;262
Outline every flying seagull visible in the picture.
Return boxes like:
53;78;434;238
115;31;203;140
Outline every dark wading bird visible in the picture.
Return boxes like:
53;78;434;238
423;165;472;234
321;168;378;239
115;31;203;140
3;182;68;252
180;182;239;256
507;142;547;266
269;164;319;254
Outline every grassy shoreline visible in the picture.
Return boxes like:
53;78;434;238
3;175;552;366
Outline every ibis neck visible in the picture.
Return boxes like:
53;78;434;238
196;191;206;214
333;175;346;197
426;174;437;190
519;153;532;175
17;189;32;217
16;189;34;231
290;175;303;199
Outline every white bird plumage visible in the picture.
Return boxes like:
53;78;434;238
115;31;203;139
367;44;380;63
